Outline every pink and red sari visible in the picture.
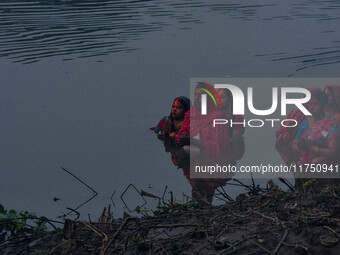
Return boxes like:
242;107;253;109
276;88;322;165
176;85;231;195
298;116;340;165
177;102;230;164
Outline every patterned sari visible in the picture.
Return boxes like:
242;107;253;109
176;83;231;198
176;99;230;163
298;116;340;165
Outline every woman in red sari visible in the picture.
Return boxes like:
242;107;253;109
294;91;340;188
177;83;230;162
176;82;231;204
151;96;191;139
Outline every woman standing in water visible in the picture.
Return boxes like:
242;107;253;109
295;86;340;140
152;96;191;138
176;82;230;164
294;91;340;188
176;82;231;205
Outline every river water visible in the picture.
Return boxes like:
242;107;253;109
1;0;340;220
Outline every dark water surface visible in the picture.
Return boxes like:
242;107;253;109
1;0;340;220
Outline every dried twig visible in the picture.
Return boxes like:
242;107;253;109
252;211;280;224
249;239;275;254
61;167;98;215
152;237;170;255
101;217;138;255
66;207;80;220
274;229;288;254
61;167;97;194
278;177;295;191
323;225;340;238
282;242;308;251
149;223;198;228
216;235;255;255
110;190;116;207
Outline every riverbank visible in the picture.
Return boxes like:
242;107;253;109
2;185;340;254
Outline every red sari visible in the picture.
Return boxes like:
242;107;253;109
176;102;231;198
177;105;230;164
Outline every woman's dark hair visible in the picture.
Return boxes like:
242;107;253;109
169;96;191;121
175;98;190;112
313;91;328;106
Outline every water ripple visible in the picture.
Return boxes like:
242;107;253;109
0;0;340;65
0;0;276;63
254;0;340;76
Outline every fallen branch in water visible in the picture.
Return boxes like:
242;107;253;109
61;167;98;217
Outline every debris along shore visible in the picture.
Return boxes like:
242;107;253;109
2;186;340;254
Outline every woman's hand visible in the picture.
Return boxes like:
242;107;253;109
178;133;190;146
162;118;171;135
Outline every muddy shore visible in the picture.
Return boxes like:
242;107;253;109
2;185;340;254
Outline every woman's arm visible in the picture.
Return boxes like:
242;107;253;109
312;136;340;160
